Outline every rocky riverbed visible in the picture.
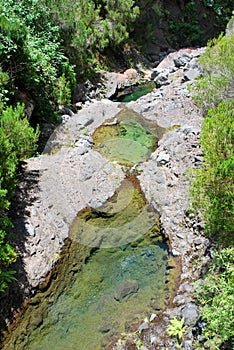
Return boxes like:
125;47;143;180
0;47;210;349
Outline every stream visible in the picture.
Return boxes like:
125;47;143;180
2;100;179;350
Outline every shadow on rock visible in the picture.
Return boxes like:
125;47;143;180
0;162;40;331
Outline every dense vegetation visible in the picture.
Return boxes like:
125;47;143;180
0;3;233;348
191;21;234;349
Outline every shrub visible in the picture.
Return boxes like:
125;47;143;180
192;32;234;111
0;102;39;292
191;100;234;245
195;248;234;347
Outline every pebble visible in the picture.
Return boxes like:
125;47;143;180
150;313;157;322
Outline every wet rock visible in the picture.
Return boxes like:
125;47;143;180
30;314;43;330
114;279;139;302
181;302;199;326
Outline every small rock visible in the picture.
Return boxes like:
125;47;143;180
172;249;180;256
181;302;199;326
150;313;157;322
157;152;170;165
183;69;201;82
183;340;193;349
138;322;149;332
25;220;35;237
173;53;192;67
154;71;170;87
193;237;203;246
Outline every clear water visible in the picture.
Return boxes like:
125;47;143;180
93;108;164;166
26;242;169;350
2;179;177;350
114;82;155;102
1;111;177;350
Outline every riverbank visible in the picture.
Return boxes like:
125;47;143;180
1;47;210;349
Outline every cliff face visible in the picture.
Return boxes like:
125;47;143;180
133;0;230;61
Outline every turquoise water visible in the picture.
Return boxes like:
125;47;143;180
93;108;164;165
114;82;155;102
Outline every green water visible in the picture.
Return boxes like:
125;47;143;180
71;178;160;248
1;112;177;350
93;109;164;165
2;179;177;350
114;82;155;102
26;242;169;350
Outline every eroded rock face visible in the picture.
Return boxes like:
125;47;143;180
114;280;139;302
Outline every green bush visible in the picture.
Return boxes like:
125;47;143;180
41;0;139;75
192;32;234;111
0;102;39;292
191;18;234;349
0;0;76;120
195;248;234;348
191;100;234;245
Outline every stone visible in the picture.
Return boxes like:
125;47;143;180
157;152;170;165
73;83;88;103
181;302;199;326
138;322;149;332
103;72;118;98
183;69;201;82
173;53;192;68
25;220;35;237
114;279;139;302
183;340;193;349
154;71;170;87
150;313;157;322
172;249;180;256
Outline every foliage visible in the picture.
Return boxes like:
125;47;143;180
191;17;234;349
191;100;234;246
0;269;16;293
0;102;39;292
195;248;234;347
192;32;234;111
0;0;76;120
203;0;233;29
169;1;204;46
167;317;187;342
41;0;139;75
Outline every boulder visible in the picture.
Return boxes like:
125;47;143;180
173;52;192;68
183;69;201;82
73;83;88;103
114;279;139;301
